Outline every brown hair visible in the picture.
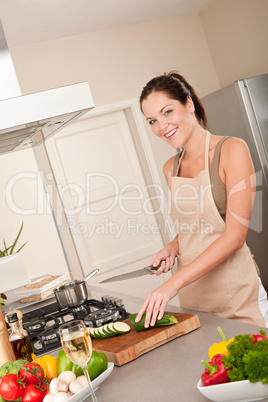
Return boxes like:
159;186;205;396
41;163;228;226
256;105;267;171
140;71;208;129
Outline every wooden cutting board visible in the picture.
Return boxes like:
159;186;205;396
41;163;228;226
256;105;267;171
92;312;200;366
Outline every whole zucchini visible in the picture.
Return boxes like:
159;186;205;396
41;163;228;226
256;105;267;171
129;312;178;332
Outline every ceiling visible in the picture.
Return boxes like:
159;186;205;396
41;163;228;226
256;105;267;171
0;0;218;47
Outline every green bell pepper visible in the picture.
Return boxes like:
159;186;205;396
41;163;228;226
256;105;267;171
87;350;108;381
57;349;108;381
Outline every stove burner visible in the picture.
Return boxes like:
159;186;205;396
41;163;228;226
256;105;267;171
23;316;61;339
39;328;59;343
28;320;46;331
85;308;120;327
33;327;61;353
22;298;130;356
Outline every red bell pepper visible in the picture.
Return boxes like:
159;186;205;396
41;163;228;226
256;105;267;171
201;353;230;386
250;329;267;344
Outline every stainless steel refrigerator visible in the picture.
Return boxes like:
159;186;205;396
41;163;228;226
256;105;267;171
202;74;268;291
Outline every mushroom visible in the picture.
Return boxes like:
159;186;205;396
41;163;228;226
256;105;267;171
49;378;68;395
76;375;88;388
69;380;84;394
43;395;54;402
58;370;77;385
50;378;61;395
53;392;70;402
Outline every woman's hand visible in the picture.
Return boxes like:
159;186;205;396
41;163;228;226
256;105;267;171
147;237;179;276
135;278;179;328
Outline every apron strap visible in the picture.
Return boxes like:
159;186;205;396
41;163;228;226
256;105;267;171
205;131;210;171
174;146;185;177
172;153;180;177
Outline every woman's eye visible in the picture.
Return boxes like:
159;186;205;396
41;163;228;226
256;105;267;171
164;110;172;115
149;119;156;125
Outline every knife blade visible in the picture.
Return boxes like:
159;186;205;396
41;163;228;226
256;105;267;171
99;261;163;283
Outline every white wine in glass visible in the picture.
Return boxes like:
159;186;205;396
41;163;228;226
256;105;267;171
59;320;98;402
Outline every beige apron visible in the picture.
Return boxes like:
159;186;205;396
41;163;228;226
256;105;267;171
170;131;265;326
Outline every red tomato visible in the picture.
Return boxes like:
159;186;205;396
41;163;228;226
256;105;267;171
0;373;23;401
44;387;51;396
22;384;46;402
39;380;48;393
20;362;45;385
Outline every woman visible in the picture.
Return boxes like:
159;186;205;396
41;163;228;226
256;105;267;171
136;71;268;329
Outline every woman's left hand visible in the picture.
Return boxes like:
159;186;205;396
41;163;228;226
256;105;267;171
135;279;178;328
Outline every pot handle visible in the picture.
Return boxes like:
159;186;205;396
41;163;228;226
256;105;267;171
84;268;99;282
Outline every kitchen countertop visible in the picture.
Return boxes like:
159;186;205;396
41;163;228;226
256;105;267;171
86;286;268;402
3;285;268;401
89;307;268;402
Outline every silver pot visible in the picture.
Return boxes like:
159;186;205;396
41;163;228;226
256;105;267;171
53;269;99;309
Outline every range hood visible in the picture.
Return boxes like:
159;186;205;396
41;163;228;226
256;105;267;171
0;83;94;155
0;19;94;155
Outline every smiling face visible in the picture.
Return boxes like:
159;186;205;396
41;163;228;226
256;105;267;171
141;91;197;149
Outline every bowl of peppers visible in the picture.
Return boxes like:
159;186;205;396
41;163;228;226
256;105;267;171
197;326;268;402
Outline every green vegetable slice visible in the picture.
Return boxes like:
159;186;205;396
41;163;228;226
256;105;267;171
102;324;113;336
93;328;101;338
107;323;119;336
112;322;131;334
95;327;107;338
98;326;110;338
88;327;97;338
88;322;131;338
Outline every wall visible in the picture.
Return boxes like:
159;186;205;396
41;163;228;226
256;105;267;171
11;14;219;103
200;0;268;87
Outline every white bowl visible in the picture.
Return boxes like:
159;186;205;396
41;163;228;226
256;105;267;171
68;363;114;402
197;378;268;402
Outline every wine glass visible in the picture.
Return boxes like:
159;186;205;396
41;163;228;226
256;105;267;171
59;320;98;402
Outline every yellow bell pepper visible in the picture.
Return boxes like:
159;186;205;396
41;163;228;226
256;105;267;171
32;355;58;379
208;326;235;360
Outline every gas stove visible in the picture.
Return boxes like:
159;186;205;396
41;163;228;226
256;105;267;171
19;296;130;356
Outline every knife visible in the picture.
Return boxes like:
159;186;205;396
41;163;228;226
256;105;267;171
99;261;164;283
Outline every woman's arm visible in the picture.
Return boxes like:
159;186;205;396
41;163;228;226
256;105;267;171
163;156;175;191
136;138;256;327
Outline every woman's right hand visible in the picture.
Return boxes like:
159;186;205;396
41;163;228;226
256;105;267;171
148;237;179;276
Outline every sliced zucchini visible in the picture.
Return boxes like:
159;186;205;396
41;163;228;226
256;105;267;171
93;328;102;338
87;327;97;338
112;322;131;335
89;322;131;338
102;323;114;336
107;322;119;336
98;326;110;338
92;327;102;338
